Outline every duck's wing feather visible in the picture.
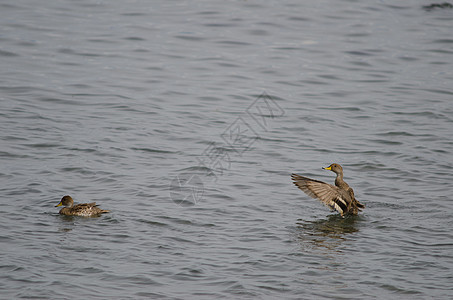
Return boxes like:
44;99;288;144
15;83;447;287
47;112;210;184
73;202;97;208
291;173;350;215
71;202;102;214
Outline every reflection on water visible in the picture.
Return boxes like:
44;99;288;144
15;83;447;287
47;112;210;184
295;214;361;255
55;214;106;233
291;215;364;295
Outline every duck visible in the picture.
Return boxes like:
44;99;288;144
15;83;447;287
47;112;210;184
291;163;365;217
55;195;110;217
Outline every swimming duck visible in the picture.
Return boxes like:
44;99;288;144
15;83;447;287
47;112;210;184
291;163;365;217
55;195;110;217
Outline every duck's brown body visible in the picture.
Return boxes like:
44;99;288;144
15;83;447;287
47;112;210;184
291;163;364;216
55;195;109;217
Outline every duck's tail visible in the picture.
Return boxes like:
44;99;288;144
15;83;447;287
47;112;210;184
100;209;110;214
355;200;365;210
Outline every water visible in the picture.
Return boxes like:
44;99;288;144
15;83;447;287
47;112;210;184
1;0;452;298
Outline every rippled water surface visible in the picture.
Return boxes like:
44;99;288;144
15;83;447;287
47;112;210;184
1;0;453;299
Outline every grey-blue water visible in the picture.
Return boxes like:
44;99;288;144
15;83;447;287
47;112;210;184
1;1;452;299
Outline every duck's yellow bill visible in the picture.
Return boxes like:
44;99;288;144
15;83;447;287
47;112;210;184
55;202;62;207
323;166;332;170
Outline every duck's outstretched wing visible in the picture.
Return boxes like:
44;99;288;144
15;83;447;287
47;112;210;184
291;173;349;215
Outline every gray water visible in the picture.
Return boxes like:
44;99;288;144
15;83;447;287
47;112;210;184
1;0;453;299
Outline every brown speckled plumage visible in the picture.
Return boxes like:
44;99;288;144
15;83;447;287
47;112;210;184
55;195;109;217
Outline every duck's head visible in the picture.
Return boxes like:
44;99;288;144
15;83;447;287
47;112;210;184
55;195;74;207
323;163;343;174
